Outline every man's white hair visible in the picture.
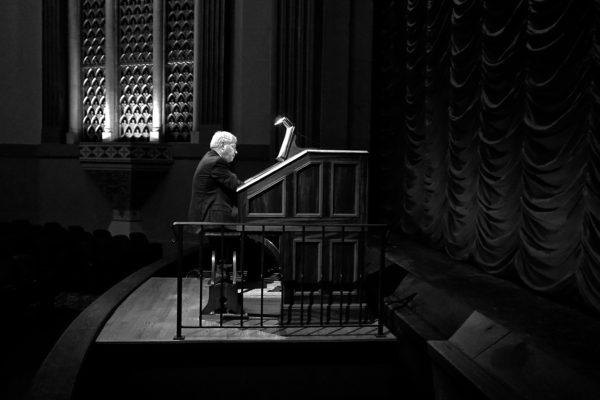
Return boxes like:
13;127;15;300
210;130;237;149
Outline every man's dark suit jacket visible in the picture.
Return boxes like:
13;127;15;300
188;150;242;222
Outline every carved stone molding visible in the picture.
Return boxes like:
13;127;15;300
79;143;172;164
80;143;173;234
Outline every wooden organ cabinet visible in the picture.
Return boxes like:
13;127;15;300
236;148;369;296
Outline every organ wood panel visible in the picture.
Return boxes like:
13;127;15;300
294;161;322;216
247;178;286;217
330;239;358;284
293;239;322;283
237;149;368;225
331;162;359;216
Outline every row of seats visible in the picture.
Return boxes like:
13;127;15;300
0;220;162;314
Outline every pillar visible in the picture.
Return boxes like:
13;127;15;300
67;0;81;143
104;0;119;141
152;0;165;142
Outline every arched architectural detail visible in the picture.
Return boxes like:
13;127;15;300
72;0;228;143
165;0;195;142
119;1;153;141
81;0;106;141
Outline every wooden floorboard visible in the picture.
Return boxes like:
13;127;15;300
97;277;391;343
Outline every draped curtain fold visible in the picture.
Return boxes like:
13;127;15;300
475;0;525;275
578;0;600;311
446;0;482;259
519;0;592;293
402;0;428;235
422;0;450;247
384;0;600;313
370;0;406;225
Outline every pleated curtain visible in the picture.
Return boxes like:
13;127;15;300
377;0;600;313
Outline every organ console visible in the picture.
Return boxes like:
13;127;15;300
200;117;370;316
236;117;369;291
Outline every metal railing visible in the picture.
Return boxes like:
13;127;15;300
171;222;388;340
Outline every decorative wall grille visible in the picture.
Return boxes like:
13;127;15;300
165;0;194;142
81;0;106;142
118;0;153;140
78;0;226;143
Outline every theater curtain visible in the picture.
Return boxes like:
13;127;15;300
381;0;600;312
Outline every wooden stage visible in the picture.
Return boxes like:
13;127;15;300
97;277;390;343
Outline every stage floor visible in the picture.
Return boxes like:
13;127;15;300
96;277;390;343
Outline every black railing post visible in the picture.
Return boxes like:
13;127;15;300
260;225;265;326
199;227;204;327
320;225;325;326
339;225;345;325
358;226;365;325
174;224;185;340
280;224;286;326
240;224;245;326
300;225;306;325
219;225;225;326
377;227;387;337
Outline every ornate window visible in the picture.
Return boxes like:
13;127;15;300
165;0;194;141
118;0;153;141
81;0;106;141
71;0;227;143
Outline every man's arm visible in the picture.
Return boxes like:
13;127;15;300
211;157;242;190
